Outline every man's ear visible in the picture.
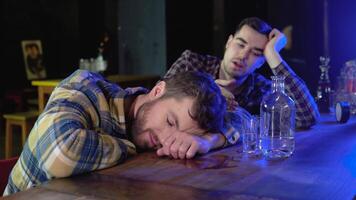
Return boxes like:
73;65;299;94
225;34;234;49
148;81;166;100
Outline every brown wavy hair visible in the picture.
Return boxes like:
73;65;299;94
161;71;226;133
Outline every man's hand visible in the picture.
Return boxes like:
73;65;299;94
156;132;225;159
215;79;239;110
215;79;236;99
264;28;287;69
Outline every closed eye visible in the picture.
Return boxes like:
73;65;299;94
167;118;174;127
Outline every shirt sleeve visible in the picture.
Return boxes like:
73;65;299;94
39;109;136;178
272;61;320;129
165;50;196;78
220;107;253;147
36;71;136;178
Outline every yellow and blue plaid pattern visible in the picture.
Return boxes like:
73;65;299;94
4;70;147;196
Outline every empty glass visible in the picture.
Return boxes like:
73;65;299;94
242;116;260;155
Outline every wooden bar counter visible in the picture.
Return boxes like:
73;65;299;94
4;114;356;199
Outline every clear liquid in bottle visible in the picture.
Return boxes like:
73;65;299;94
260;76;295;159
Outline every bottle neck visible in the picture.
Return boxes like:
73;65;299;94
271;76;285;93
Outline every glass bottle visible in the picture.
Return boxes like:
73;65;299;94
316;56;331;113
260;76;296;159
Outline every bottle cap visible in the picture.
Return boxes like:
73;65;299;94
335;101;350;123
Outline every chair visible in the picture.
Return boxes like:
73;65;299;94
0;157;18;196
3;111;38;158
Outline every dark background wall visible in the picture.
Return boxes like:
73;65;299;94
267;0;325;94
1;0;76;90
0;0;119;112
165;0;214;66
118;0;166;75
0;0;118;91
0;0;355;112
329;0;356;84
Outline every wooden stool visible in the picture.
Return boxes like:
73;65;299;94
3;111;38;158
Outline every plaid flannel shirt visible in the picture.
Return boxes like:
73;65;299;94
4;70;147;196
165;50;320;130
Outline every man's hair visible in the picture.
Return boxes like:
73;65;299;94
235;17;272;36
161;71;226;133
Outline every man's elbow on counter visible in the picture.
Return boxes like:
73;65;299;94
43;151;76;178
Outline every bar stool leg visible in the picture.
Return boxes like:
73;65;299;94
5;120;13;159
22;120;34;147
22;121;27;147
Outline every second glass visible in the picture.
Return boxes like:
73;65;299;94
242;116;260;155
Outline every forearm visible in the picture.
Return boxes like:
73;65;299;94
39;111;136;177
203;133;226;150
265;49;283;69
39;69;137;177
44;128;135;177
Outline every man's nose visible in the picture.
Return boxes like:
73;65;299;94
238;48;249;61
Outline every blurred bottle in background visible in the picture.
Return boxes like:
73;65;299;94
78;31;109;74
315;56;331;113
334;60;356;115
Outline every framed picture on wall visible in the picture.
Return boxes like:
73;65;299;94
21;40;47;80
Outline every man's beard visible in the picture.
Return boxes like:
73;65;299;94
131;99;159;150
